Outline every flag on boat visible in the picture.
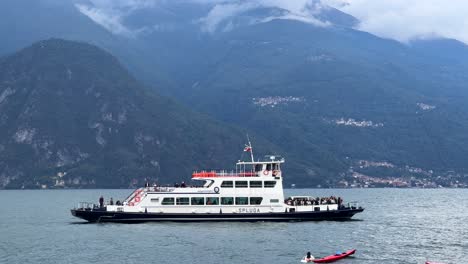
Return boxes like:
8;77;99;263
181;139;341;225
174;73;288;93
244;145;252;152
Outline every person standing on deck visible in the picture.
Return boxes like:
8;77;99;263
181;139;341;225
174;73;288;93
99;196;104;208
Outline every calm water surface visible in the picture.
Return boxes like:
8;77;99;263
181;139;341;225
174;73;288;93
0;189;466;264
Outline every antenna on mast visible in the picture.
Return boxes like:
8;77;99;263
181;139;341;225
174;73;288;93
246;134;254;163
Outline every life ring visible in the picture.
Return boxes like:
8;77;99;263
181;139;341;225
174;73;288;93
135;196;141;202
263;170;269;175
272;170;279;176
214;187;220;193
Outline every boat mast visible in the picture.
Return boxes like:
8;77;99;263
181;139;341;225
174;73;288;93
247;135;254;163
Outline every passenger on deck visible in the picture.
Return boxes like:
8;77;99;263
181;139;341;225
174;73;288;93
181;181;186;188
174;182;180;188
109;198;114;205
99;196;104;208
116;200;121;205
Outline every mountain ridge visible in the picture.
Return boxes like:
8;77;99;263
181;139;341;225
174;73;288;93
1;1;468;187
0;39;278;189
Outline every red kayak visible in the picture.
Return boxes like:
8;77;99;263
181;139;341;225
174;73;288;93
426;262;446;264
313;249;356;263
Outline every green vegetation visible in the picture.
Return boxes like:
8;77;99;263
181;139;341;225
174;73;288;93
2;1;468;187
0;39;274;189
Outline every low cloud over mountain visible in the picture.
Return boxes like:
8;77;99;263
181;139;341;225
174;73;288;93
325;0;468;44
74;0;468;45
3;0;468;188
74;0;337;35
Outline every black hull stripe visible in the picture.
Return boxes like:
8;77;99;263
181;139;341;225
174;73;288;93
71;209;364;223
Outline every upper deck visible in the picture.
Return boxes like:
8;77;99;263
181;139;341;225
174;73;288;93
192;156;285;179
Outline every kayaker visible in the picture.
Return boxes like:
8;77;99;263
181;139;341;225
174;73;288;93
305;252;314;262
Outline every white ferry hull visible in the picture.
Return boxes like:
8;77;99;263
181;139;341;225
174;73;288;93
71;207;364;223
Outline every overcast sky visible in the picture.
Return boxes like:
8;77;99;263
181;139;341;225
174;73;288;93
75;0;468;44
325;0;468;44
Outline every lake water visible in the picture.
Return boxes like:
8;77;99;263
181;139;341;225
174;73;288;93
0;189;466;264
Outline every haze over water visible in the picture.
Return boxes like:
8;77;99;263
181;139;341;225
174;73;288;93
1;189;466;264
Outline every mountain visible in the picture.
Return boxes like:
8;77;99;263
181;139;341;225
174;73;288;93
101;2;468;182
0;0;174;91
175;24;468;186
1;1;468;187
0;39;276;189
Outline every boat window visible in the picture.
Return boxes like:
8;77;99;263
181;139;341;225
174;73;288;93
270;199;279;203
235;181;248;188
221;181;233;188
206;197;219;205
204;180;214;188
272;163;279;170
235;197;249;205
264;181;276;188
176;197;190;205
161;197;175;205
150;198;159;203
221;197;234;205
250;181;262;188
266;164;272;171
255;164;263;172
191;197;205;205
250;197;263;205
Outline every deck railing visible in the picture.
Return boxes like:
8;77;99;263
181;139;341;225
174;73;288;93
76;202;97;210
146;187;176;192
346;201;360;209
192;170;258;178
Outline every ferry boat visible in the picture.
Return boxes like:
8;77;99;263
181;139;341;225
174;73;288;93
71;144;364;223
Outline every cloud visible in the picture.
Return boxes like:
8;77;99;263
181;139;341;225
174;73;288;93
323;0;468;44
75;0;160;37
75;3;134;36
73;0;468;44
260;14;330;28
75;0;332;35
198;2;258;32
84;0;158;10
199;0;332;33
